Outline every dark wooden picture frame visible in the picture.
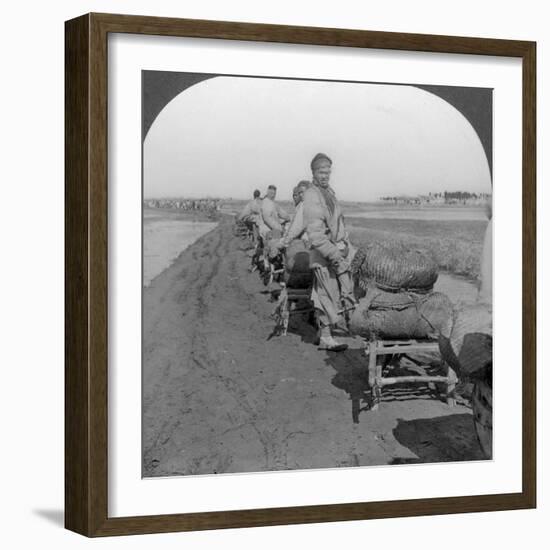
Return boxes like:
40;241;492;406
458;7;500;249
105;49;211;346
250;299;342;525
65;12;536;537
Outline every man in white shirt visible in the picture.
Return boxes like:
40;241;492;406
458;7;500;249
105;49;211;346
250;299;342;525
279;180;310;247
238;189;262;225
478;201;492;303
261;185;290;236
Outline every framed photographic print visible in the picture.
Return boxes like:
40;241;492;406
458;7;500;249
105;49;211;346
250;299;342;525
65;13;536;537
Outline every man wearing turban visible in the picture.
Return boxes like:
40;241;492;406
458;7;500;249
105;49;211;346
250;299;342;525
302;153;356;351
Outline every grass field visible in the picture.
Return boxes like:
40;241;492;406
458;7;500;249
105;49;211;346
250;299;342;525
346;217;488;281
215;199;488;281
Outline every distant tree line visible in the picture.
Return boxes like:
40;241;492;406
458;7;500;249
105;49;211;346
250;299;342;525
380;191;491;204
442;191;490;200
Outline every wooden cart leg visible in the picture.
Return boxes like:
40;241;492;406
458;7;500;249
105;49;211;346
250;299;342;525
282;301;290;336
367;341;380;411
446;363;458;407
352;397;360;424
373;364;383;410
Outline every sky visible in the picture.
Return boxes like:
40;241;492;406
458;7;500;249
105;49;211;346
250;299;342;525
143;76;492;202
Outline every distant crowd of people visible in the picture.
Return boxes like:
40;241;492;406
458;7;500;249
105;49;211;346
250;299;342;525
144;198;221;212
237;153;357;351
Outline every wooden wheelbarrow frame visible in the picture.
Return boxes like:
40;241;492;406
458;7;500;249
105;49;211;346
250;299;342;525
364;338;458;411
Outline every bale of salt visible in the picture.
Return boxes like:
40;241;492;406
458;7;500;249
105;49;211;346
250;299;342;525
351;242;438;293
348;285;453;340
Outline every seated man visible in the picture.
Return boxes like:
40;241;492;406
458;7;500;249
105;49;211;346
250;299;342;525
261;184;290;237
238;189;263;237
269;180;310;268
279;180;310;248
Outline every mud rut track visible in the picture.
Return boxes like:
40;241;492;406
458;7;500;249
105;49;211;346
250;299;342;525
142;218;485;477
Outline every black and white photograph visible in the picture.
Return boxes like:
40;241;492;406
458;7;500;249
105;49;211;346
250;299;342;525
2;0;544;544
142;71;493;478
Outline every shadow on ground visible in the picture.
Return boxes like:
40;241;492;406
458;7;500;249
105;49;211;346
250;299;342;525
392;413;487;463
323;348;371;423
33;509;64;527
324;349;452;424
284;309;320;345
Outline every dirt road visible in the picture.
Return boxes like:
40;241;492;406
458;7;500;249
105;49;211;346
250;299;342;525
143;217;484;477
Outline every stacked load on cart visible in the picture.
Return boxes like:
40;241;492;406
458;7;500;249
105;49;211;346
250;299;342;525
349;242;453;340
438;302;493;457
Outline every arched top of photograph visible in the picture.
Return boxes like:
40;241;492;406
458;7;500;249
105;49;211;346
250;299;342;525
143;74;492;203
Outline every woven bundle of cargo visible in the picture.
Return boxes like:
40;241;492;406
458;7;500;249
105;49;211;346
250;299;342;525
439;302;493;458
349;242;453;340
438;303;492;380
